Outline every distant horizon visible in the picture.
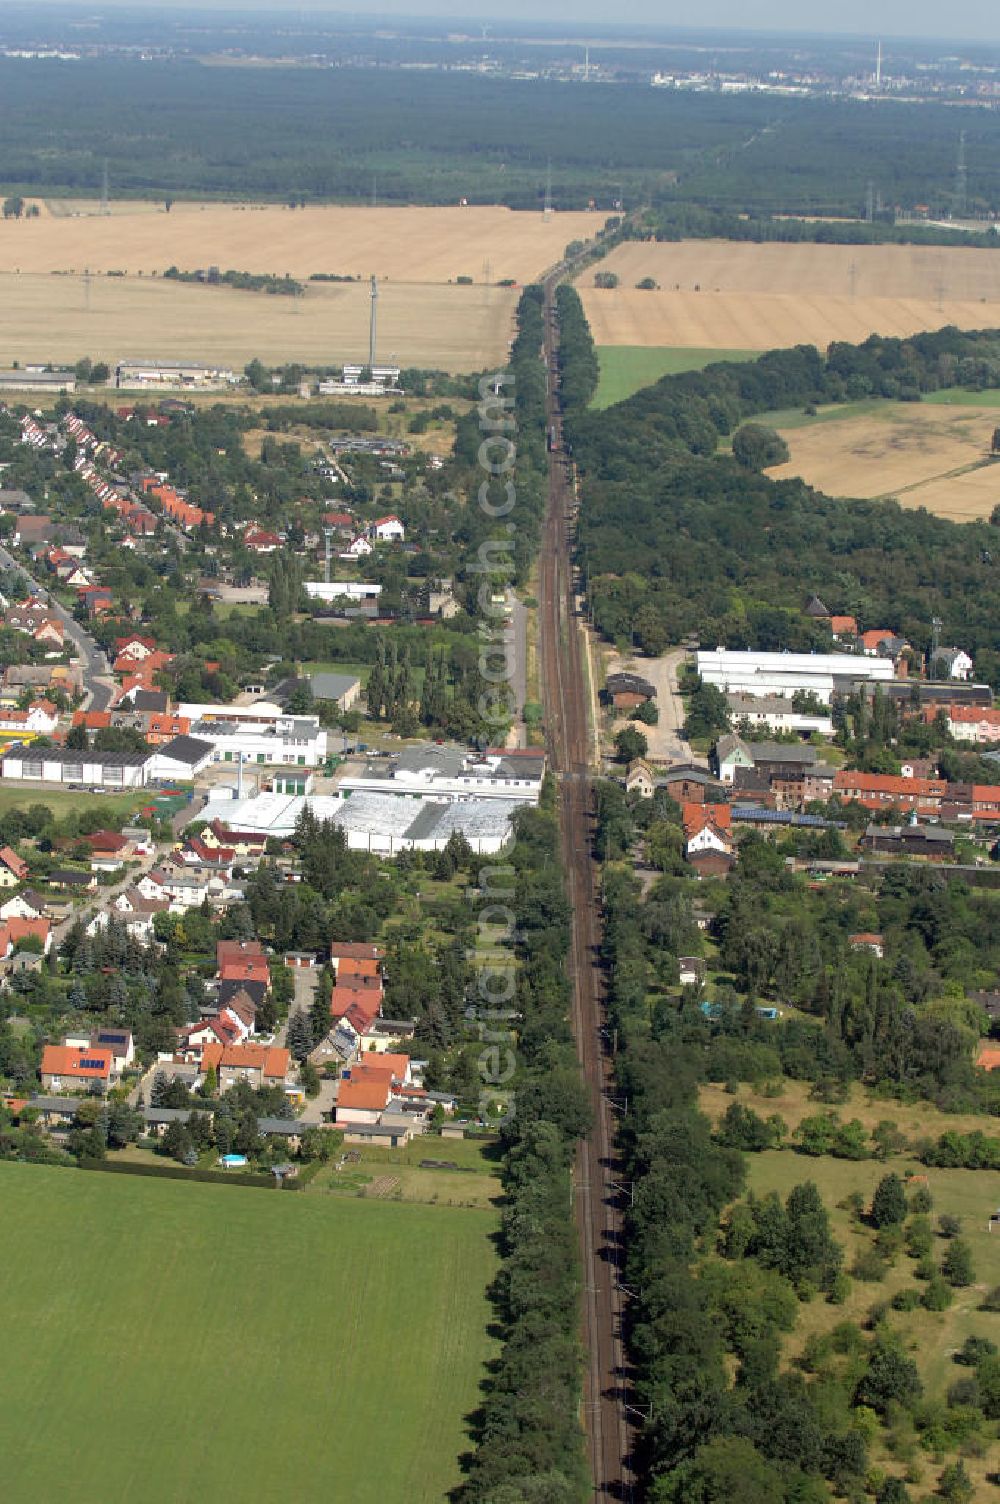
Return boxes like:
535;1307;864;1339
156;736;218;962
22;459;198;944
10;1;1000;48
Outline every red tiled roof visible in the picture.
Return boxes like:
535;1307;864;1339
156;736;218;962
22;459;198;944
861;628;896;651
330;942;384;961
337;1071;393;1112
834;772;946;799
217;1043;289;1077
0;845;28;878
949;706;1000;726
41;1044;111;1079
337;957;381;978
682;801;732;837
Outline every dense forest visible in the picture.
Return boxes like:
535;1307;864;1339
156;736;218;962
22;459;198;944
2;60;1000;219
634;203;1000;250
567;327;1000;680
457;794;591;1502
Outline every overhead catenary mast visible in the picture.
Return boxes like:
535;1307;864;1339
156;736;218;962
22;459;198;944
954;130;968;219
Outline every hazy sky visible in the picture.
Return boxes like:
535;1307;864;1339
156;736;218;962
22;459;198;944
23;0;1000;42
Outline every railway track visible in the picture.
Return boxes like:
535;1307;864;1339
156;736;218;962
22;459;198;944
537;274;633;1500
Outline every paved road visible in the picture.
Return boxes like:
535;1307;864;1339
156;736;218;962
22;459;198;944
50;848;161;952
0;540;114;711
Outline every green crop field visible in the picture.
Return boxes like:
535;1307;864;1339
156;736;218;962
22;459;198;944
591;345;757;409
0;1162;497;1504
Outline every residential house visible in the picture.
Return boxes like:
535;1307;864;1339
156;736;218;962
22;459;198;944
343;534;373;558
833;771;947;815
930;646;974;681
145;713;191;746
242;526;281;554
217;939;270;987
714;734;755;784
371;515;405;543
336;1066;394;1125
683;803;735;877
176;1013;243;1064
678;956;705;987
49;868;98;893
946;706;1000;745
849;933;885;959
90;1028;135;1072
0;846;29;887
40;1043;113;1093
0;917;51;958
828;615;858;639
0;890;45;921
329;941;384;972
203;1043;290;1093
217;977;267;1016
624;758;656;798
0;702;59;735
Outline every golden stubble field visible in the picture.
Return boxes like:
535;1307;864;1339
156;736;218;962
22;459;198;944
0;202;598;371
579;239;1000;350
768;404;1000;520
0;274;516;372
0;201;595;282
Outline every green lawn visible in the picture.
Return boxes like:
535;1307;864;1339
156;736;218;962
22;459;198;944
923;386;1000;407
0;786;148;822
0;1162;498;1504
309;1135;503;1209
592;345;757;408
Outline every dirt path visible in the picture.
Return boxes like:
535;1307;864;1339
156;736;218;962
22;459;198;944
602;646;701;764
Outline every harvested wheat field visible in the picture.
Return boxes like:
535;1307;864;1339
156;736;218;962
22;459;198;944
0;201;594;283
0;273;517;372
579;239;1000;350
768;402;1000;520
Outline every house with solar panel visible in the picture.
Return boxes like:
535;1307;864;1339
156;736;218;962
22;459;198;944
39;1043;114;1094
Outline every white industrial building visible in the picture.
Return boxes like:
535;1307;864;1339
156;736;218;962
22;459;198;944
189;715;328;769
115;359;237;389
304;581;382;603
177;700;285;725
145;736;216;781
726;693;833;737
337;744;546;805
0;747;151;788
697;649;894;705
198;789;518;855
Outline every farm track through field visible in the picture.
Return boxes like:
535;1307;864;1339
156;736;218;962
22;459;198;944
539;269;633;1499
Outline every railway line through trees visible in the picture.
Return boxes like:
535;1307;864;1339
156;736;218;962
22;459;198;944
537;271;633;1500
